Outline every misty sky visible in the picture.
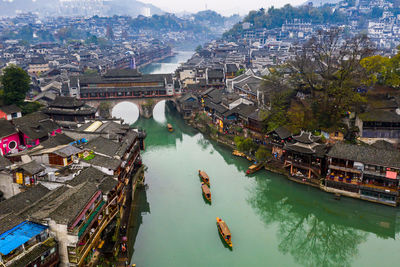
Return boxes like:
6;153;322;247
140;0;305;16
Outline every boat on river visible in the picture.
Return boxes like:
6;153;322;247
201;182;211;203
198;170;210;185
216;217;232;247
232;150;246;157
167;123;173;132
246;162;264;175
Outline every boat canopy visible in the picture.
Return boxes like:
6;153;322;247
199;171;209;180
202;184;211;195
218;221;231;237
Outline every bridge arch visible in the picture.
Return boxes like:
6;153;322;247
111;101;140;124
85;97;177;120
152;100;167;123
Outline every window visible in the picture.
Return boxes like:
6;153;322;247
8;141;17;150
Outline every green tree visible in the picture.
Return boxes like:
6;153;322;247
195;45;202;53
234;136;245;148
266;91;291;131
84;68;98;75
239;138;257;154
236;68;245;76
361;51;400;88
20;101;42;115
1;65;30;105
255;146;270;161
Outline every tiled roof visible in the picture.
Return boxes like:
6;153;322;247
358;110;400;123
48;96;85;108
0;104;21;114
0;119;17;139
327;142;400;168
292;131;321;144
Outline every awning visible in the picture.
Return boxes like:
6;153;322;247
0;221;48;256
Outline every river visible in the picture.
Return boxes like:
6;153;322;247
111;52;400;267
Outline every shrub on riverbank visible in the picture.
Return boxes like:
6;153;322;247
234;136;257;154
256;146;271;161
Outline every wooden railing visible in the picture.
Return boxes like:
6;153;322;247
76;207;119;266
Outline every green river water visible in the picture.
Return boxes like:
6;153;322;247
110;52;400;267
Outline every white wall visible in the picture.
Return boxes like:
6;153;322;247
0;172;21;199
48;220;78;267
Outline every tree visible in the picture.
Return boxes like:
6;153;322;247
239;138;257;154
20;101;42;115
266;91;292;131
287;29;373;128
236;68;245;76
361;51;400;88
1;65;30;106
255;146;270;161
195;45;202;54
84;68;98;75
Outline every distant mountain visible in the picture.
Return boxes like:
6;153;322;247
0;0;164;17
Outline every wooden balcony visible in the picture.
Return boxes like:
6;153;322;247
69;200;105;236
329;164;361;174
285;160;322;174
76;207;119;266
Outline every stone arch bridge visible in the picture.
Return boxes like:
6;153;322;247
85;97;177;119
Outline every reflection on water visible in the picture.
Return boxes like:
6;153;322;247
153;100;166;124
248;175;400;266
112;102;139;124
127;187;150;258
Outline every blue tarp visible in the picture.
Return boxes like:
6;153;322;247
0;221;48;255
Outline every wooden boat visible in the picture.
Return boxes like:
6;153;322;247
216;217;232;247
232;150;245;157
201;182;211;203
167;123;173;132
246;162;264;175
198;170;210;185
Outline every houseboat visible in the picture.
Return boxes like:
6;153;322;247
201;182;211;203
246;162;264;175
216;217;232;247
167;124;173;132
199;170;210;185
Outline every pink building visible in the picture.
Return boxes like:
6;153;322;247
12;112;61;149
0;119;20;156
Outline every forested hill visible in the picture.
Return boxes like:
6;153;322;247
223;0;400;39
223;4;347;39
